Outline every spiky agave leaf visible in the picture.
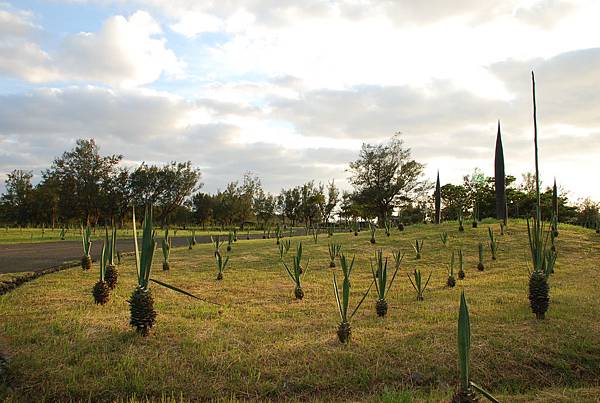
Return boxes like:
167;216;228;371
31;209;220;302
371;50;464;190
488;227;498;260
104;226;118;289
477;242;485;271
458;291;470;392
447;251;456;288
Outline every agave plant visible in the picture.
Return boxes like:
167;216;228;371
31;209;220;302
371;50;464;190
60;227;66;240
527;71;555;321
278;239;291;260
440;231;449;248
384;217;391;237
447;251;456;287
458;213;465;232
477;242;485;271
488;228;498;260
471;202;479;228
92;239;110;305
128;207;200;336
408;268;432;301
275;224;282;245
392;250;404;272
80;224;92;270
281;242;309;299
328;242;341;268
369;223;376;244
435;171;441;224
104;226;118;289
162;227;171;271
371;250;402;317
211;235;223;256
353;220;359;236
332;254;373;343
215;250;230;280
187;236;193;250
458;249;465;279
312;225;319;244
413;239;424;259
328;225;334;237
398;222;405;231
191;229;197;245
551;178;559;237
452;291;499;403
227;231;234;252
233;228;238;242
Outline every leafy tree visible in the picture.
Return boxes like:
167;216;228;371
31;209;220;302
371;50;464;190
348;136;426;223
280;187;301;226
254;189;276;227
45;139;122;224
0;170;33;225
191;192;214;227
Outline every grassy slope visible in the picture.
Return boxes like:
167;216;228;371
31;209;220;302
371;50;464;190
1;221;599;402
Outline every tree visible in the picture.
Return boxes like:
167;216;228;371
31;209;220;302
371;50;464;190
494;121;507;225
254;189;276;226
129;161;201;224
348;136;427;223
45;139;122;224
322;180;340;223
191;192;214;227
1;170;33;225
280;187;301;226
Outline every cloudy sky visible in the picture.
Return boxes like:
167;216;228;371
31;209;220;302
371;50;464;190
0;0;599;201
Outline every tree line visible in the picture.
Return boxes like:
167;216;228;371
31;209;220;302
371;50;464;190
1;137;597;229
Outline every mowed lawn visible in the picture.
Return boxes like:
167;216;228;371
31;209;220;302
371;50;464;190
1;221;600;402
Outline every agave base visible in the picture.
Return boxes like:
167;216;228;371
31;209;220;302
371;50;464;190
81;255;92;271
477;262;484;271
128;287;157;337
447;276;456;287
227;245;232;252
472;222;478;228
451;387;479;403
375;299;388;317
105;265;118;289
398;224;404;231
162;261;170;271
329;261;336;268
529;270;549;320
294;286;304;300
354;232;358;236
217;272;223;280
92;280;110;305
337;321;351;344
458;270;465;280
459;225;465;232
370;238;376;244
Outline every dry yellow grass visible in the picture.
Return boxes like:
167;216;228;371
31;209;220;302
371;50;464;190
1;220;599;401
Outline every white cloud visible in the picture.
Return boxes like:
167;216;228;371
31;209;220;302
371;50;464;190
0;7;183;87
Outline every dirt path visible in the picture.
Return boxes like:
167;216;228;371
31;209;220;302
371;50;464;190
0;232;306;274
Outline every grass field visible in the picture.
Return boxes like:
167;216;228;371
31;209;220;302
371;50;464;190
1;221;599;402
0;227;285;244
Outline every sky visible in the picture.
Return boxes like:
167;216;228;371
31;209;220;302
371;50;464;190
0;0;599;202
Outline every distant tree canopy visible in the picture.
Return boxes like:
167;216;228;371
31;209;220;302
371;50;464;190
0;136;595;229
348;136;428;223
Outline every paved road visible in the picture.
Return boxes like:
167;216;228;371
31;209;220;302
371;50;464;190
0;231;308;274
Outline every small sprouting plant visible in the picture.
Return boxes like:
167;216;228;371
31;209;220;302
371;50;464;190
440;231;449;247
369;222;376;244
282;242;309;299
215;250;229;280
191;229;197;246
408;268;432;301
384;217;391;237
452;291;499;403
458;248;465;279
60;227;66;240
447;251;456;287
477;242;485;271
312;225;319;244
328;225;334;237
187;236;193;250
328;242;341;268
458;213;465;232
488;227;498;260
371;250;401;317
333;254;373;343
392;250;404;271
413;239;424;259
471;202;479;228
80;224;92;270
275;224;282;245
353;220;359;236
227;231;234;252
162;227;171;271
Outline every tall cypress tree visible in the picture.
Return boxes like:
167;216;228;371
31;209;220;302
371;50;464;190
494;121;507;225
434;171;441;224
